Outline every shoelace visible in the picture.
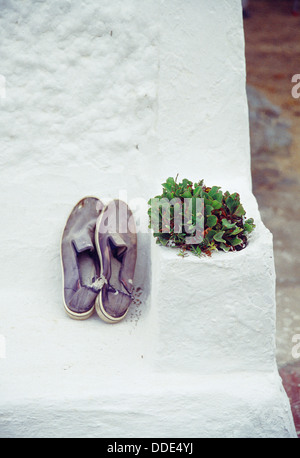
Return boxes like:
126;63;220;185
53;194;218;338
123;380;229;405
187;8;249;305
86;276;133;299
86;275;108;292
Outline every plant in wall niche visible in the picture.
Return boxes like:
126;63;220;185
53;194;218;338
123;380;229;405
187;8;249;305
147;176;255;257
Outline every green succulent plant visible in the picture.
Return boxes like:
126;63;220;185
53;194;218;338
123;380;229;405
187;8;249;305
148;176;255;257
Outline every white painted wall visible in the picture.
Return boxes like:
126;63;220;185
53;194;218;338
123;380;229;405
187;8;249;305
156;1;252;193
0;0;296;437
0;0;252;298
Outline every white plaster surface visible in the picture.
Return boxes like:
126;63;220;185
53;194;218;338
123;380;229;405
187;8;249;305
150;205;276;375
0;0;296;437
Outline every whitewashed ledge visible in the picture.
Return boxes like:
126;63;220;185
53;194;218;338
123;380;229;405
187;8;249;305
0;194;296;438
150;213;276;375
0;371;295;438
145;196;296;438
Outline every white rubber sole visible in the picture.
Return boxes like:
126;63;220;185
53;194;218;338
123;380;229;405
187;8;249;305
95;292;128;324
63;301;95;320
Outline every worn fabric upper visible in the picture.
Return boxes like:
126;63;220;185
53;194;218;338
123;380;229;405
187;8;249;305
61;197;104;314
95;199;137;319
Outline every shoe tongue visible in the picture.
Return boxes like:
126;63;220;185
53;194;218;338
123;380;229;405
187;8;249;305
73;234;94;253
109;233;127;260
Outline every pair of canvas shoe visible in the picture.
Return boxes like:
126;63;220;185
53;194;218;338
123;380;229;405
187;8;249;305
60;197;137;323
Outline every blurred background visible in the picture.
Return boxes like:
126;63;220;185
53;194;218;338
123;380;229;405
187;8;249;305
242;0;300;435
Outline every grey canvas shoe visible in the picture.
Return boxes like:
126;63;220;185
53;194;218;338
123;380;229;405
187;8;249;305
94;200;137;323
61;196;105;320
